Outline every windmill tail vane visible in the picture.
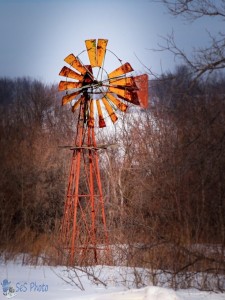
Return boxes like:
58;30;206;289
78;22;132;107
57;38;148;266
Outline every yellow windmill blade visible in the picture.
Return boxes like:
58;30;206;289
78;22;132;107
59;81;82;91
102;97;118;124
85;39;97;67
62;91;80;106
106;93;127;112
108;62;134;79
96;100;106;128
72;96;84;113
109;76;137;88
59;66;84;81
108;86;132;101
97;39;108;67
64;54;87;75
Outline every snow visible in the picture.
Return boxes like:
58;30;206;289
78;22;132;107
0;261;224;300
100;287;180;300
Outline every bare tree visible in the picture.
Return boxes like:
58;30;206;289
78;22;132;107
153;0;225;79
0;78;74;260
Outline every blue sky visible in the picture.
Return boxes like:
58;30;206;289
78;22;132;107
0;0;222;83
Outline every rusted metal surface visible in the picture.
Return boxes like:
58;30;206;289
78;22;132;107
96;99;106;128
133;74;149;108
106;92;127;112
87;99;94;127
108;62;134;79
85;39;97;67
71;96;84;112
102;97;118;123
83;65;94;84
109;76;136;87
59;100;111;265
85;38;108;68
117;91;139;106
64;53;87;74
62;91;80;106
108;86;133;101
97;39;108;67
58;80;82;91
59;66;83;81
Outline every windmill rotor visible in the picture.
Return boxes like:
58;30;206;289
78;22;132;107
59;38;148;128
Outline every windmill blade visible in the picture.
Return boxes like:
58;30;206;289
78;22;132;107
62;91;80;106
102;97;118;124
109;76;137;88
64;54;87;75
106;93;127;112
108;62;133;79
118;91;140;106
108;86;133;101
58;81;82;91
72;96;84;112
109;86;141;106
96;100;106;128
59;66;84;81
97;39;108;67
85;39;97;67
88;99;95;128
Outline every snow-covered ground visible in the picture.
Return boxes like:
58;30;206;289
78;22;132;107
0;261;224;300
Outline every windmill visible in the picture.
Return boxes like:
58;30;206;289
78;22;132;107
58;39;148;266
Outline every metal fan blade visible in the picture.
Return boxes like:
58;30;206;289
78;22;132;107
87;99;95;128
72;96;84;112
108;86;132;101
109;76;137;88
64;54;87;75
85;39;97;67
97;39;108;67
118;91;140;106
62;91;80;106
59;66;84;81
58;81;82;91
102;97;118;124
96;100;106;128
106;93;127;112
108;62;134;79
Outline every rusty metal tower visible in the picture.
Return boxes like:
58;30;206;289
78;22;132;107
58;39;148;266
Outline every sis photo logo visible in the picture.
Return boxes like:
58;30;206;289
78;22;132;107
1;278;48;298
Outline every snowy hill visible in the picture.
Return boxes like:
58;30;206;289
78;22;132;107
0;261;224;300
